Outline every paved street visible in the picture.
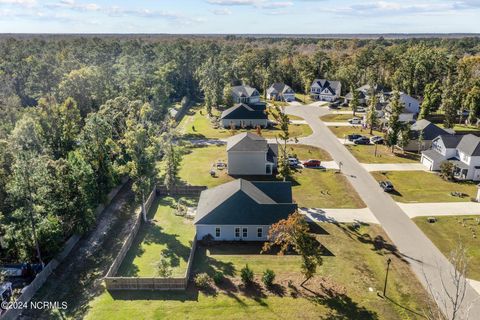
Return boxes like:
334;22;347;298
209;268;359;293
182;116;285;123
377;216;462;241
285;103;480;317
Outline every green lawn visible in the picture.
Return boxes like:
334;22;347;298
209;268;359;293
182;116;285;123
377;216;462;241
320;113;355;122
178;145;361;208
438;123;480;134
179;106;312;140
294;93;314;104
86;223;433;320
413;215;480;280
347;145;420;164
328;126;383;139
371;171;478;203
116;196;197;277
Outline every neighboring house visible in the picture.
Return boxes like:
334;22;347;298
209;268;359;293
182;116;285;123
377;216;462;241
266;83;295;102
227;132;278;175
194;179;297;241
220;103;268;129
384;93;421;123
232;85;261;105
345;84;390;105
421;134;480;180
310;79;341;102
399;119;450;151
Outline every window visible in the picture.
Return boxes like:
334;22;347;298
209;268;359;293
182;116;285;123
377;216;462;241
242;227;248;238
257;227;263;238
235;227;240;238
215;227;221;238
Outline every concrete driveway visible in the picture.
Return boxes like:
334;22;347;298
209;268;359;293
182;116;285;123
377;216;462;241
300;207;379;224
284;103;480;317
399;202;480;218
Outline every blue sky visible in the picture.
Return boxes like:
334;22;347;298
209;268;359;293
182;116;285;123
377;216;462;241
0;0;479;33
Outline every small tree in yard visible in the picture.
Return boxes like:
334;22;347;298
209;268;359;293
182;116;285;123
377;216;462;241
398;127;410;152
240;264;254;286
440;161;455;181
262;212;323;286
194;273;211;289
262;269;276;288
273;106;291;181
365;94;379;134
385;91;403;153
157;254;172;277
351;86;359;116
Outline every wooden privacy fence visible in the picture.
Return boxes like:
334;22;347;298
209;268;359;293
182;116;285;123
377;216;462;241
104;184;199;291
156;185;206;196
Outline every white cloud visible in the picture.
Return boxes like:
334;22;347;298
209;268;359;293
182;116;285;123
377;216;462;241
211;8;232;15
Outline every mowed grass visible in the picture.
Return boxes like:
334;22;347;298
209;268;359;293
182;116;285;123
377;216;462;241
371;171;478;203
294;93;314;104
347;145;420;164
179;106;312;140
178;145;361;208
116;196;196;277
438;123;480;134
328;125;383;139
413;215;480;280
86;223;433;320
320;113;355;122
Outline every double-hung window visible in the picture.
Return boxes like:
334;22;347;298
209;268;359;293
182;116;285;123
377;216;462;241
242;227;248;238
257;227;263;238
235;227;240;238
215;227;221;238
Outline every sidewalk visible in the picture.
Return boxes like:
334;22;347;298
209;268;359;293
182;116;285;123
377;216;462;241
398;202;480;218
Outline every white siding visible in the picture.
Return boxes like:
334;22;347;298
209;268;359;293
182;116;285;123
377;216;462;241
196;225;270;241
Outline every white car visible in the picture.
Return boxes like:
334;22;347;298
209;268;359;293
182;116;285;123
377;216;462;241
348;117;362;125
356;106;367;112
288;157;299;167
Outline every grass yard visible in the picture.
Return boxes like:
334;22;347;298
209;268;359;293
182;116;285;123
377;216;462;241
177;145;360;208
320;113;355;122
328;126;383;139
347;145;420;164
179;106;312;140
438;123;480;134
413;215;480;280
371;171;478;203
86;223;433;320
294;93;314;104
116;196;197;277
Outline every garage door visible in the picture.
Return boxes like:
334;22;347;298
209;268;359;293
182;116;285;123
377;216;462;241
421;156;433;170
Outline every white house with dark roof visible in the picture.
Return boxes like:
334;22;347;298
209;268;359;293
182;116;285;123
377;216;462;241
266;83;295;102
421;134;480;180
399;119;450;151
227;132;278;175
384;93;420;122
345;84;390;105
194;179;297;241
231;85;261;105
310;79;341;102
220;103;268;129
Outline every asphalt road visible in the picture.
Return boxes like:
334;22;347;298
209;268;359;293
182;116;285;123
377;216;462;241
286;103;480;318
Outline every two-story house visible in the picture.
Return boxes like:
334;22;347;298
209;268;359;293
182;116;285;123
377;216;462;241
266;83;295;102
226;132;277;175
345;84;390;105
421;134;480;180
384;93;421;122
398;119;450;152
231;85;261;105
310;79;341;102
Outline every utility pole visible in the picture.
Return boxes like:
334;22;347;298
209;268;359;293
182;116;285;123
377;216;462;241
383;258;392;297
374;143;378;157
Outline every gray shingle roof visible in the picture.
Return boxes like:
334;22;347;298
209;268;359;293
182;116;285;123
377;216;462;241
220;103;268;120
194;179;297;225
267;83;294;95
227;132;269;152
232;85;259;98
437;134;463;148
422;149;446;163
311;79;341;95
457;134;480;156
410;119;448;140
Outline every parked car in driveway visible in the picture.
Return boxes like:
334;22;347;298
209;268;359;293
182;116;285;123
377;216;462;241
379;181;394;192
370;136;384;144
347;134;362;141
302;159;321;168
288;157;299;167
348;117;362;125
353;136;370;145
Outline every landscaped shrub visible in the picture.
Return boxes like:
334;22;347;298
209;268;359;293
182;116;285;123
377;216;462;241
213;271;224;285
240;264;254;286
194;273;211;289
262;269;275;288
157;255;172;277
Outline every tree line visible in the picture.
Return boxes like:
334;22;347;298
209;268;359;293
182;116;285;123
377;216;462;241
0;36;479;264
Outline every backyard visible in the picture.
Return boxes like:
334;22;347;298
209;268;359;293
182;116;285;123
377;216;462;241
116;196;197;277
328;126;383;139
413;215;480;280
179;106;312;140
178;145;362;208
346;145;420;164
371;171;478;203
86;223;433;320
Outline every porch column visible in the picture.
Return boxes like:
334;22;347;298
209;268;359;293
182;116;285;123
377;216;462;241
476;184;480;202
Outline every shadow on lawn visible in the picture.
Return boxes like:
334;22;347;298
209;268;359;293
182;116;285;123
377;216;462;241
109;287;200;302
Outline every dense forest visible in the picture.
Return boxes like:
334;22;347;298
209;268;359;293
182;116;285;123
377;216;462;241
0;35;479;264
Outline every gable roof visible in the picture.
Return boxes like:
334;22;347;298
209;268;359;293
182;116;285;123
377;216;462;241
410;119;449;140
194;179;296;225
457;134;480;156
231;85;259;98
227;132;269;152
311;79;341;95
435;134;463;148
220;103;268;120
267;83;293;95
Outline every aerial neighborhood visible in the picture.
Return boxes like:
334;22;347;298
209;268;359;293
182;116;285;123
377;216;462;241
1;34;480;320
